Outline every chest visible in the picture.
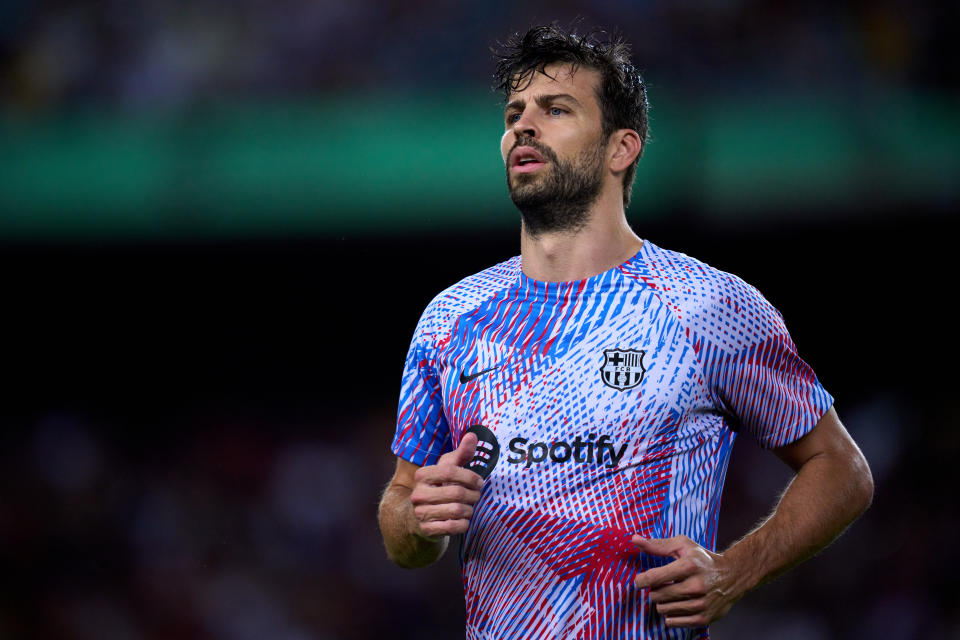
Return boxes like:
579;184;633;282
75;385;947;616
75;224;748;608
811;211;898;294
436;291;707;447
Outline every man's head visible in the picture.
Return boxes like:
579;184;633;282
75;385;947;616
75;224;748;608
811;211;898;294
494;24;649;226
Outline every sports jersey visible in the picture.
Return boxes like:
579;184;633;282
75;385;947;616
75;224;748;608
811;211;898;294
391;240;833;640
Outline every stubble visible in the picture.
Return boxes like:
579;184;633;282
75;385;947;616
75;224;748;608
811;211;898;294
506;136;607;238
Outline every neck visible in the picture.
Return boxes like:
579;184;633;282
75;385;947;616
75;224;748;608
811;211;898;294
519;187;643;282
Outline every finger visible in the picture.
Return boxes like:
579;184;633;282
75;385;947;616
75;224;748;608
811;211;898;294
631;535;683;558
410;484;482;507
648;574;706;604
414;502;475;523
662;613;709;628
445;432;478;467
419;518;471;537
416;464;484;490
654;598;706;618
634;558;695;589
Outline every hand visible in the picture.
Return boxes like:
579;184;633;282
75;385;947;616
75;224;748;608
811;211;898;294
410;433;484;539
632;534;744;628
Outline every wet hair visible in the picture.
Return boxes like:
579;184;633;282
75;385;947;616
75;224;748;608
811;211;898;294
493;24;649;207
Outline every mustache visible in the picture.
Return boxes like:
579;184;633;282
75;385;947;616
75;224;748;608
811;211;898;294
510;137;558;164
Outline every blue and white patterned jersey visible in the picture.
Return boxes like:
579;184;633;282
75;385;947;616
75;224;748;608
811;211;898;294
391;240;833;640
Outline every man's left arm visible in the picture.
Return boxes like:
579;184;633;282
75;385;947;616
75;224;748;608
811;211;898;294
633;406;874;628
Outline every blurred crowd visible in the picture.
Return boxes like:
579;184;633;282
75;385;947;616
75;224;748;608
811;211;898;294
1;407;464;639
1;1;958;639
0;0;957;111
2;391;957;639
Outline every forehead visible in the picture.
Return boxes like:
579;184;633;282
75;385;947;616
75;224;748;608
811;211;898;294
507;63;602;106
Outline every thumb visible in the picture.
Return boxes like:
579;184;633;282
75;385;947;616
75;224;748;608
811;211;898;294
452;432;479;467
631;535;680;558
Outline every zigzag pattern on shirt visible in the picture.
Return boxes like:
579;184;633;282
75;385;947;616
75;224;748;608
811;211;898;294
393;240;832;639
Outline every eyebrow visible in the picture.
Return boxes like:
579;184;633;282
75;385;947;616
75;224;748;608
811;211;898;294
504;93;583;115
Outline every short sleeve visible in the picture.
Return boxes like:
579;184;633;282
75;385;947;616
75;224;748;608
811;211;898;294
701;277;834;449
391;307;451;466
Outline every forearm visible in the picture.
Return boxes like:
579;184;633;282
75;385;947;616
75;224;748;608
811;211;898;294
378;483;449;569
723;447;874;595
633;410;873;627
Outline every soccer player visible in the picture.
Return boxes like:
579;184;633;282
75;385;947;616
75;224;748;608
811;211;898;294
377;24;873;639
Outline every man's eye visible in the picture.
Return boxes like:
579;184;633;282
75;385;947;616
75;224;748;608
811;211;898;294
507;113;521;123
550;107;566;116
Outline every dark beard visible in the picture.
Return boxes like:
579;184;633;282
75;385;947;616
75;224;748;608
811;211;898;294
506;137;606;238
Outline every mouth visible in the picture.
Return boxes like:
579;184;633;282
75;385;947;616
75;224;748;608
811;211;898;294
510;146;548;174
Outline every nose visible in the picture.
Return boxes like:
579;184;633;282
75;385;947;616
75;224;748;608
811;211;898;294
511;108;539;139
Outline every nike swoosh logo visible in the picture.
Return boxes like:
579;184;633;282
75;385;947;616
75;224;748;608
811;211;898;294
459;365;498;384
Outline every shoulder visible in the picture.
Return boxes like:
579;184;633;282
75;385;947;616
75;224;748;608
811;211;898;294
628;241;786;352
626;240;759;311
413;256;521;345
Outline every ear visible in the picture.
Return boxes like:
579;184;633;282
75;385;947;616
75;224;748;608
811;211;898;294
607;129;642;173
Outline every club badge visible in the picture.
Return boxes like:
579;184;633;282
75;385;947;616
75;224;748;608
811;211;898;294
600;348;647;391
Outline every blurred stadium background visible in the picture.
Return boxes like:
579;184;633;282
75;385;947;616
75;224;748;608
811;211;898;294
1;1;958;638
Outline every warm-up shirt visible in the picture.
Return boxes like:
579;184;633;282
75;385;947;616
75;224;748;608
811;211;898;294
391;239;833;640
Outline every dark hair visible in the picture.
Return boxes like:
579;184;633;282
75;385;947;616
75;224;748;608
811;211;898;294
493;24;649;207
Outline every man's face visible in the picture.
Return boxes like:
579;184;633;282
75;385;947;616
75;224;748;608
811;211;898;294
500;64;608;236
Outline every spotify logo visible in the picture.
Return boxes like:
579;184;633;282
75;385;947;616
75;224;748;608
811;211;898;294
465;424;500;479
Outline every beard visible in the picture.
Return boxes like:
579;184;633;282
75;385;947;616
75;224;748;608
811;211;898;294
506;136;606;238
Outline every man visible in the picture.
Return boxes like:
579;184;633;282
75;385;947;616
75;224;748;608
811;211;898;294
377;24;873;639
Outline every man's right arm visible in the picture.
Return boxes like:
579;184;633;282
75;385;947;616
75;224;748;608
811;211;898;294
378;433;482;569
378;457;450;568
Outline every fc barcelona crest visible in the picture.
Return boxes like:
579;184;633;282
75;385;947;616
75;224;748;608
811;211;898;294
600;348;646;391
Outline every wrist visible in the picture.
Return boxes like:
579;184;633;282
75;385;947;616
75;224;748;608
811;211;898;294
386;512;448;569
721;535;769;597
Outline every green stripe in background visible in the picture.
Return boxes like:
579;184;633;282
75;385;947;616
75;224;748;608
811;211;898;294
1;90;957;239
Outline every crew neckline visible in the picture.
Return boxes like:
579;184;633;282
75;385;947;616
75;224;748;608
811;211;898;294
515;240;651;297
